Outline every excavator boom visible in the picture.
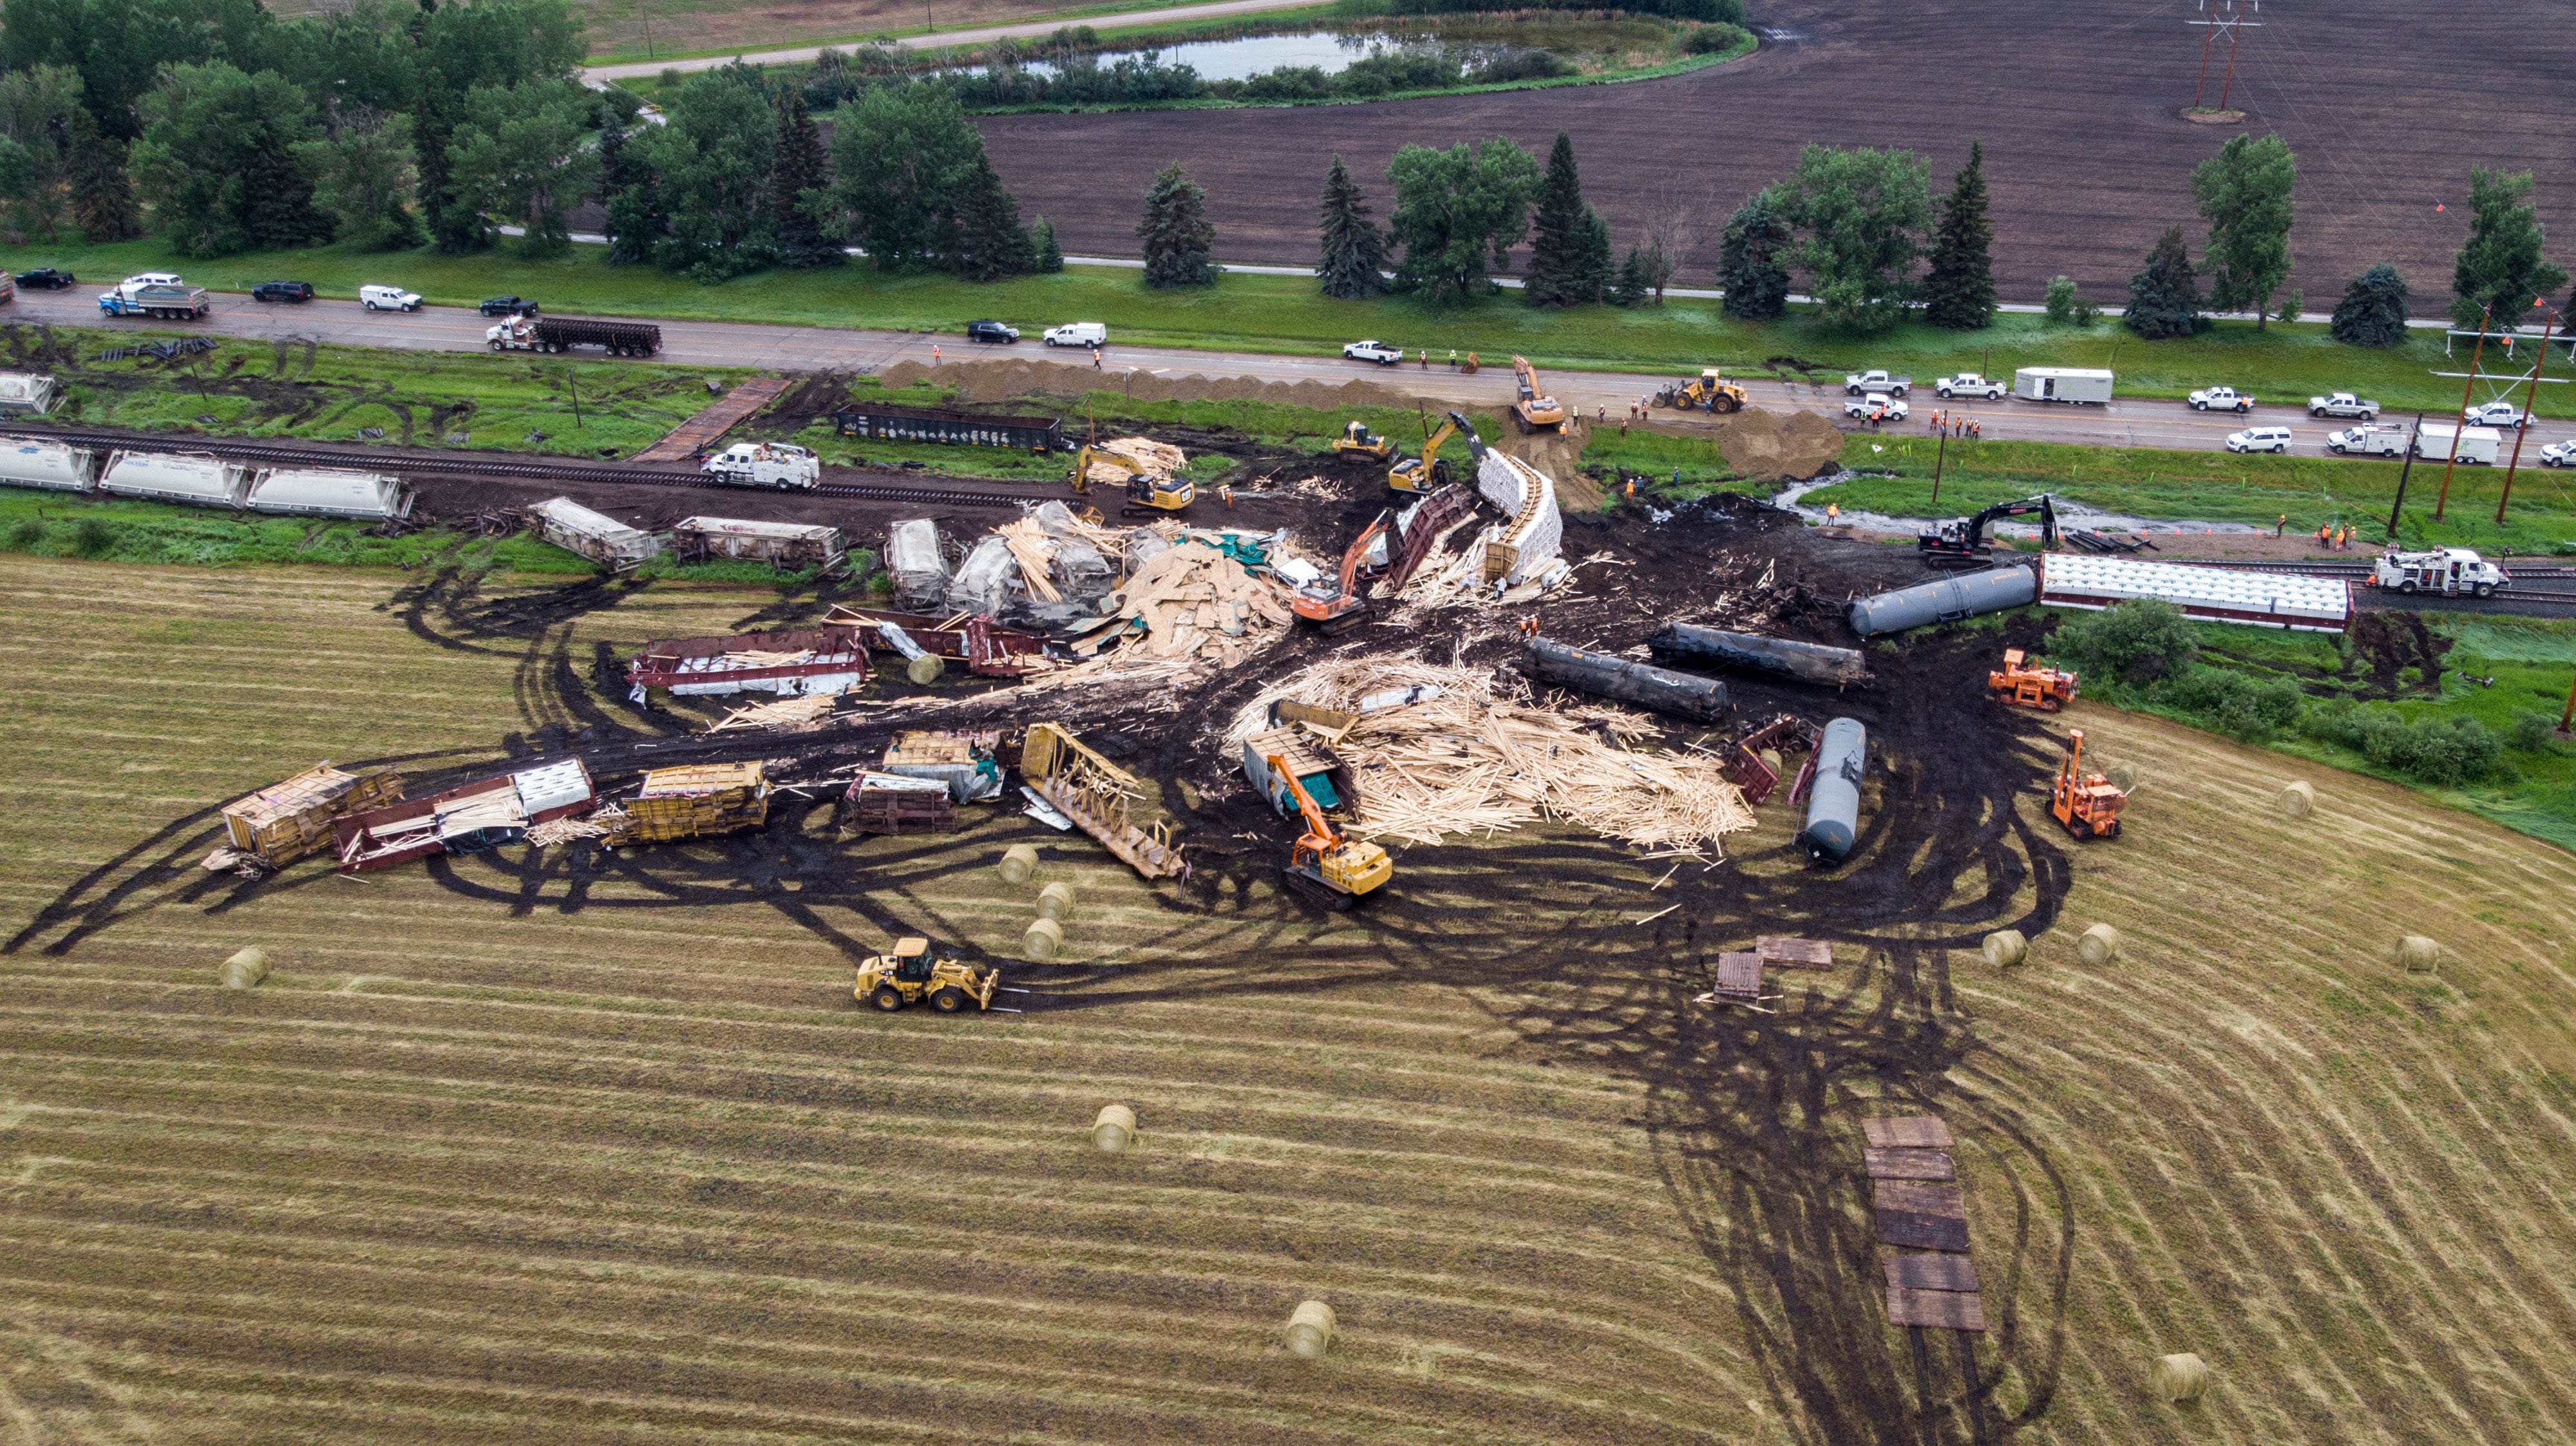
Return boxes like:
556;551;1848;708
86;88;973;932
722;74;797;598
1293;509;1392;623
1265;754;1392;900
1510;354;1566;433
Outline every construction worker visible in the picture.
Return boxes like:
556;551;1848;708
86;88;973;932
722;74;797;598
1220;482;1235;509
1419;348;1429;368
2275;513;2286;537
1624;477;1636;498
1091;345;1102;370
931;343;941;364
1826;502;1840;524
1448;348;1458;368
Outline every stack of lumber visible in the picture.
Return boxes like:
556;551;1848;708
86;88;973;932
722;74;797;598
601;762;771;846
994;517;1065;601
706;690;859;732
1229;656;1756;856
1072;538;1294;667
220;762;403;866
1081;437;1187;488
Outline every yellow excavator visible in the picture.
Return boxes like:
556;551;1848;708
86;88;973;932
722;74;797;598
1331;420;1394;462
1659;367;1747;414
1388;412;1459;493
1267;754;1391;908
853;937;1003;1013
1511;354;1567;434
1070;441;1195;516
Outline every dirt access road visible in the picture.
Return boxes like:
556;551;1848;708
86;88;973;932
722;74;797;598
976;0;2570;307
26;287;2571;463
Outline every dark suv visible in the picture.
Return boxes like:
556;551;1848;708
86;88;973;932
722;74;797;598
966;319;1019;344
479;295;537;316
16;267;75;289
252;280;315;303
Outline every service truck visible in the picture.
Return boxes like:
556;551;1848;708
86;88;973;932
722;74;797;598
1844;368;1911;396
486;314;663;357
2325;423;2407;457
96;272;210;319
702;441;820;491
2372;547;2508;598
2307;390;2380;420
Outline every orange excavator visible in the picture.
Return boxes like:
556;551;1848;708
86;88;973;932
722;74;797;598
1267;754;1391;908
1511;354;1567;434
1291;507;1391;631
1989;649;2079;711
2049;729;2128;839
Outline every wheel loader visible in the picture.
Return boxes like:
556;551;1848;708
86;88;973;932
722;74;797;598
1332;420;1394;462
1656;367;1747;414
855;937;1002;1013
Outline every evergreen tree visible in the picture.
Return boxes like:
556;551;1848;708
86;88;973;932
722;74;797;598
1717;194;1792;320
1573;205;1613;305
598;120;665;265
1138;162;1215;289
2327;263;2409;347
64;108;138;242
2125;225;2204;338
1032;216;1063;272
772;89;838;268
1922;140;1995;329
950;151;1034;282
1610;245;1649;307
2451;167;2568;331
1314;153;1387;299
1522;131;1592;307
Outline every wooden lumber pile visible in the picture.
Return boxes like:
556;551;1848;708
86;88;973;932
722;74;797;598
994;517;1064;601
1080;436;1187;488
1072;538;1295;667
705;690;857;732
1229;656;1756;856
219;762;403;866
600;761;771;846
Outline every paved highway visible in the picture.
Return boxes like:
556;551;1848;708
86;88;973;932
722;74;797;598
20;285;2572;462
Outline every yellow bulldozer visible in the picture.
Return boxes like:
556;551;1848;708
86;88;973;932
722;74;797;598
854;937;1003;1013
1658;367;1747;414
1387;413;1460;493
1332;420;1394;462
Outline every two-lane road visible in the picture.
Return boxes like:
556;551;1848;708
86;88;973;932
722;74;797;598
18;284;2571;462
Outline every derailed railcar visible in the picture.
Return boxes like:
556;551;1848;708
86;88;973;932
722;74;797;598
333;759;594;872
99;450;248;507
0;438;97;492
246;467;415;521
530;496;663;570
625;625;871;701
670;515;845;571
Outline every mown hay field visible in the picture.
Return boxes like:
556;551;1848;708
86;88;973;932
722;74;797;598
1;553;2572;1445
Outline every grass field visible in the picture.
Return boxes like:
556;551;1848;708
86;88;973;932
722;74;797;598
3;554;2573;1443
10;237;2545;417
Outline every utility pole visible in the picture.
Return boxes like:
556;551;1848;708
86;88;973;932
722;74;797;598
2496;300;2557;523
2186;1;2262;111
2386;412;2421;538
2434;300;2492;520
569;368;583;430
1929;428;1948;508
2561;667;2575;737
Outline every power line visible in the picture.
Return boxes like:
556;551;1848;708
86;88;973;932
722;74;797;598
2185;0;2262;112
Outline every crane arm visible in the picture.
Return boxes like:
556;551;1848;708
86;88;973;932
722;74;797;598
1512;354;1541;403
1336;510;1392;599
1267;755;1341;853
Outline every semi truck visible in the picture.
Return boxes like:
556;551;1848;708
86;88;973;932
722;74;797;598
484;314;663;357
96;272;211;319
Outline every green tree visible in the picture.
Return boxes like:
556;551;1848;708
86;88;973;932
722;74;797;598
2451;167;2568;331
1385;137;1540;306
596;119;661;265
1772;144;1932;332
830;81;985;271
0;0;281;140
2327;263;2409;347
771;89;839;269
2043;274;2079;325
949;151;1034;282
302;106;421;251
637;64;779;280
1138;162;1215;289
1717;193;1792;320
1922;140;1994;330
1522;131;1595;307
1575;205;1614;304
2192;132;2296;328
2047;598;2199;685
129;61;328;256
0;64;82;238
409;0;586;254
1314;153;1387;300
1032;216;1063;272
1609;245;1648;307
446;79;596;256
63;108;138;241
2125;224;2204;338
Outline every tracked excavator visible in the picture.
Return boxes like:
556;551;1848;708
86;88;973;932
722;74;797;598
1510;354;1567;434
1917;494;2058;568
1267;755;1391;908
1070;441;1194;517
1388;412;1459;494
1291;507;1392;631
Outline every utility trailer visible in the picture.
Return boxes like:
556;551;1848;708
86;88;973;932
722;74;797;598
833;404;1063;452
485;314;662;356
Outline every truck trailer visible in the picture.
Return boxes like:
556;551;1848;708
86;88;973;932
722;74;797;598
485;314;662;357
2412;422;2501;465
97;273;211;319
2014;367;2115;404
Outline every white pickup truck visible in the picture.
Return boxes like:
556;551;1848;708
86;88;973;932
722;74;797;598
2188;385;2254;414
1934;372;2005;399
702;441;820;491
1844;392;1909;422
1844;368;1911;397
2325;423;2407;457
2308;390;2380;420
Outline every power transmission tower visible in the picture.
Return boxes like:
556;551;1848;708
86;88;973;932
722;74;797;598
2187;0;2262;113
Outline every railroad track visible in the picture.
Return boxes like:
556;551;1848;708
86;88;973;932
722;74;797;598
0;426;1058;511
2162;557;2576;582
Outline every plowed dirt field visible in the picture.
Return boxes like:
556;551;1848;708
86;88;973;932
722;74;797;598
981;0;2569;305
4;553;2573;1443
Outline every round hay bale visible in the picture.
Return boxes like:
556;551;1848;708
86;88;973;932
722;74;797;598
998;843;1039;885
2077;923;2122;967
2391;935;2441;973
2274;779;2315;819
2105;762;2141;792
2150;1352;2209;1403
905;654;944;686
219;947;270;990
1021;917;1063;960
1285;1300;1337;1358
1981;929;2029;969
1037;881;1077;922
1092;1103;1136;1154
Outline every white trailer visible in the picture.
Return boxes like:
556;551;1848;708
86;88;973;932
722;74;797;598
0;438;97;491
529;496;663;570
2014;367;2115;404
0;372;59;414
2039;553;2349;633
2412;422;2500;464
246;467;415;520
99;450;249;507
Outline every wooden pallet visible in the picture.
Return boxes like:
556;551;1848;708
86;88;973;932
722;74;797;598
1888;1286;1987;1331
631;376;794;462
1755;935;1835;969
1864;1146;1956;1180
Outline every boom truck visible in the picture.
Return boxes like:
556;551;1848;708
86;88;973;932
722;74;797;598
485;313;663;357
97;272;210;319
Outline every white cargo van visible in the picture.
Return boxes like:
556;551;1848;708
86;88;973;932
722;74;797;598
1043;321;1106;348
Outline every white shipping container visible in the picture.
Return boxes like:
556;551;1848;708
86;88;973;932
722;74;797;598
247;467;415;520
2412;422;2501;465
0;438;97;492
2014;367;2116;404
529;496;663;569
99;450;249;507
2040;553;2349;633
0;372;60;414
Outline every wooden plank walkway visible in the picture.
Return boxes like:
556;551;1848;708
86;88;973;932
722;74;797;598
1865;1146;1956;1180
1864;1115;1984;1329
632;376;793;462
1755;935;1835;969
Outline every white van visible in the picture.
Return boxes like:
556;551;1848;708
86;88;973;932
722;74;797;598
360;283;422;312
2224;426;2293;454
1043;321;1106;348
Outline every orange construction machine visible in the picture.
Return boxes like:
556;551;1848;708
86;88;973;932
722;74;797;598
2049;729;2128;840
1267;754;1391;908
1510;354;1567;434
1291;507;1392;631
1989;649;2079;711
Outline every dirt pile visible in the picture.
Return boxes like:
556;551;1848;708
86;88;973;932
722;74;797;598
878;358;1426;414
1492;413;1602;510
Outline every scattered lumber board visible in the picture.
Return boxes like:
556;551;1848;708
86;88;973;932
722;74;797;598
1864;1147;1956;1181
1873;1179;1968;1219
1888;1286;1987;1331
1874;1210;1971;1253
1884;1253;1980;1292
1755;935;1834;969
1864;1116;1955;1150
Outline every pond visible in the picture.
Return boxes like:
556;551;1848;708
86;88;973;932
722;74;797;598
976;32;1463;84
